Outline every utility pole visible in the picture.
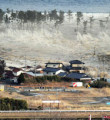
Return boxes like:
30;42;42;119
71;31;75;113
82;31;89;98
93;46;96;56
34;60;37;78
24;54;27;72
103;56;105;79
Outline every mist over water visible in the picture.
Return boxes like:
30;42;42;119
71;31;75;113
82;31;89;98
1;13;110;68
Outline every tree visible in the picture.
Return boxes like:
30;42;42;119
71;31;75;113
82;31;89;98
59;10;64;23
0;9;4;22
18;11;27;22
0;59;5;77
68;10;72;22
11;10;17;19
49;9;58;21
89;16;94;28
83;20;88;34
26;10;36;22
17;73;25;84
76;11;83;30
36;12;42;23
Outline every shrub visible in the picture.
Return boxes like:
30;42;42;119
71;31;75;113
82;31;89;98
0;98;28;110
90;79;110;88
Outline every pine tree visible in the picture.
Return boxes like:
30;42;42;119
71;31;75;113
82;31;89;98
17;74;25;84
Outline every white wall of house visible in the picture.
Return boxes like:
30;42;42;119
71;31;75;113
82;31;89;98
71;64;83;67
43;70;65;76
13;71;23;76
11;77;18;83
46;64;63;68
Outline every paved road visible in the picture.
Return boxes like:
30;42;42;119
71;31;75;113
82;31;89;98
0;110;110;113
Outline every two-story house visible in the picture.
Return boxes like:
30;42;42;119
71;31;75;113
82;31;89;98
66;60;85;73
43;62;65;76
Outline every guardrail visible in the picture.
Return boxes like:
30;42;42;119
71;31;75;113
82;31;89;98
0;110;110;113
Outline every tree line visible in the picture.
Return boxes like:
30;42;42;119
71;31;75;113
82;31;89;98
0;98;28;110
17;74;79;84
0;8;66;24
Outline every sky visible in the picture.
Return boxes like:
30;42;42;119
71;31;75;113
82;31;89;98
0;0;110;12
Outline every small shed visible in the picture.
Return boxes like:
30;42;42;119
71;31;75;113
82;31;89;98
0;85;4;91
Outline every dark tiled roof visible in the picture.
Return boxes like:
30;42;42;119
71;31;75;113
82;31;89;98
13;68;22;73
69;60;85;64
22;66;32;69
57;72;67;77
5;70;15;78
66;73;91;80
8;66;17;69
45;62;63;65
43;68;61;72
22;73;34;78
66;66;85;70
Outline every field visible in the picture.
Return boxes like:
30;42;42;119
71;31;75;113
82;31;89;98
0;87;110;110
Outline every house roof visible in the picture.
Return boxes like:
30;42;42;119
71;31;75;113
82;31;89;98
57;72;67;77
66;66;85;70
8;66;17;70
22;73;34;78
69;60;85;64
43;68;61;73
22;66;32;69
66;73;91;80
13;68;22;73
5;70;16;78
45;62;63;65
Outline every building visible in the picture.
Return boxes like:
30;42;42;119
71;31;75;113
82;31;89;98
0;84;4;91
66;60;85;73
43;62;65;76
22;66;33;72
12;68;23;76
66;72;92;81
45;62;64;69
3;70;18;83
43;68;65;76
57;72;67;77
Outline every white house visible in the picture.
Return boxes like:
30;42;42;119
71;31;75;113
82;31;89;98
45;62;64;69
12;68;23;76
43;68;65;76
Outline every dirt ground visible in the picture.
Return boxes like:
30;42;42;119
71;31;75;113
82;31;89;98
0;87;110;110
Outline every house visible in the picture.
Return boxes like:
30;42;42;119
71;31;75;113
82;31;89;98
12;68;23;76
66;60;85;73
36;65;43;72
45;62;64;69
3;70;18;83
57;72;67;77
22;66;33;72
0;85;4;91
25;72;43;77
66;72;92;81
43;68;65;76
43;62;65;76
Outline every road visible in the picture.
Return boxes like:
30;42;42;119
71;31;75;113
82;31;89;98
0;110;110;113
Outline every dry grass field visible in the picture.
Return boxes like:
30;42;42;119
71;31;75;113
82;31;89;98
0;87;110;110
